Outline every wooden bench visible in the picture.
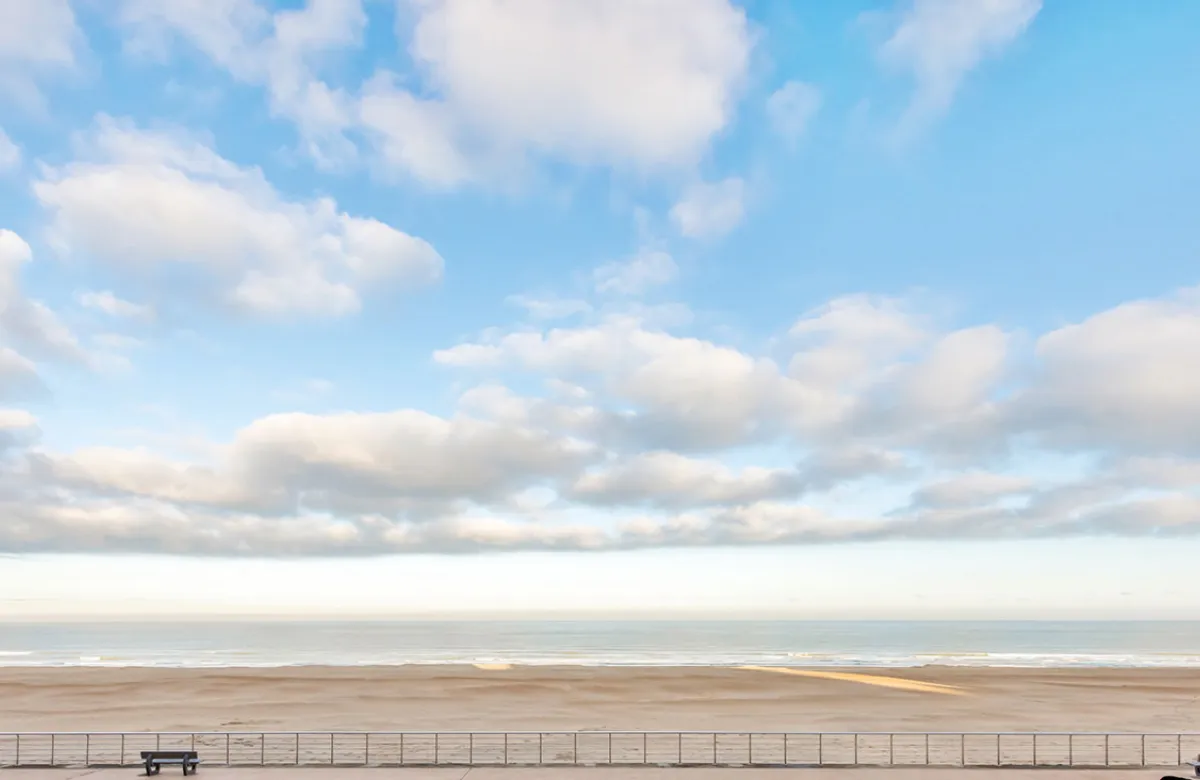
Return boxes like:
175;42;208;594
141;750;200;776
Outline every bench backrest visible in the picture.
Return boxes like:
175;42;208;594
140;751;198;759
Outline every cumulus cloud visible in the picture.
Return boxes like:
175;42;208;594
115;0;751;181
2;269;1197;554
388;0;751;177
876;0;1042;137
34;116;443;318
670;178;746;239
1009;286;1200;455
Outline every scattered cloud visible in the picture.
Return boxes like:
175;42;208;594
876;0;1042;138
766;81;822;144
34;116;443;318
593;251;678;296
0;230;86;365
78;290;156;321
0;0;82;109
118;0;366;166
670;177;746;239
506;294;592;321
0;128;20;171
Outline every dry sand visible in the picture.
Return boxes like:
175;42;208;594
1;665;1199;734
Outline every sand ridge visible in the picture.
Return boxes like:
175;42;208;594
739;665;969;695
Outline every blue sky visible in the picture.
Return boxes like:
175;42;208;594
1;0;1199;618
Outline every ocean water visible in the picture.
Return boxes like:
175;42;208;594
1;620;1199;668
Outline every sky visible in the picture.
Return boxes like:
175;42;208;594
0;0;1199;619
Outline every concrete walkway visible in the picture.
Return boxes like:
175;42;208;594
0;768;1187;779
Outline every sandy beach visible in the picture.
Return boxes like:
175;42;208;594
2;665;1199;734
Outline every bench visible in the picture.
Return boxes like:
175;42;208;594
141;750;200;776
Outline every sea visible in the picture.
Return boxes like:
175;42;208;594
2;620;1200;668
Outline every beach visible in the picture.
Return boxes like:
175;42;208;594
3;665;1199;733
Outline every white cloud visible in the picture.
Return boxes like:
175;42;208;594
115;0;751;181
410;0;750;166
78;290;155;321
1012;286;1200;454
570;452;804;509
358;71;473;187
0;0;81;108
34;116;443;318
909;471;1032;509
361;0;752;184
766;81;822;143
877;0;1042;137
593;251;678;296
0;128;20;171
670;177;746;239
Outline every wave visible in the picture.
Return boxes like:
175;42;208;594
4;651;1200;669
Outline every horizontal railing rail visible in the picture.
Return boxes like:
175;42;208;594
1;730;1197;768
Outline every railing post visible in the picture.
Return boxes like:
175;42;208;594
853;733;858;765
1141;733;1145;766
783;733;788;766
400;733;405;765
504;733;508;765
889;733;894;765
960;734;965;766
924;733;929;765
711;733;716;765
50;733;55;766
1068;733;1073;766
998;733;1002;765
295;733;300;765
15;733;19;766
1177;733;1182;767
1105;733;1109;766
225;733;230;765
678;732;682;765
608;732;613;765
434;733;439;765
748;733;753;765
819;732;824;765
642;732;646;764
120;734;125;766
541;732;545;764
86;733;90;765
466;733;470;765
157;734;161;751
575;732;579;764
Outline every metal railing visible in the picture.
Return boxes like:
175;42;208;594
1;731;1198;768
